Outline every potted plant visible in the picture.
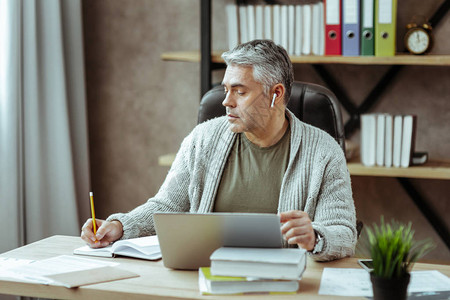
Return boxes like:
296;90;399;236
364;217;434;300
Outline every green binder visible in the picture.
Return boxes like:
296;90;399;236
361;0;374;56
375;0;397;56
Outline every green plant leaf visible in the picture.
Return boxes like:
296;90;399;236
360;217;435;279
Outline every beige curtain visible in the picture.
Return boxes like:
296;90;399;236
0;0;90;254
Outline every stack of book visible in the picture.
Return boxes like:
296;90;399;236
226;0;397;57
360;113;427;168
226;2;324;56
198;247;306;295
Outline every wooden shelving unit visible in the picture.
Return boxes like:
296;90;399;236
161;51;450;66
161;0;450;249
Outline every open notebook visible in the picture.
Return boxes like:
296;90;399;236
73;235;161;260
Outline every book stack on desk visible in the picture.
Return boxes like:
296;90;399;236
198;247;306;295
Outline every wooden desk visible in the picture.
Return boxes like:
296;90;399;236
1;236;449;300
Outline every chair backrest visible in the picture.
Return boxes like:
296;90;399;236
198;81;346;152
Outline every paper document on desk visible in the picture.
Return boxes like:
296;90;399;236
319;268;450;297
0;257;34;269
319;268;371;296
0;257;35;278
1;255;138;288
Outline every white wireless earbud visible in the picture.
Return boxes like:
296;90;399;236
271;94;276;108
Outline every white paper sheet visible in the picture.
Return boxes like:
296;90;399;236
0;257;35;277
2;255;119;285
0;257;34;269
409;270;450;293
319;268;372;296
319;268;450;297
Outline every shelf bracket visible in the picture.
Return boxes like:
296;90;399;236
344;65;403;136
311;64;403;138
397;178;450;250
201;0;212;97
429;0;450;28
311;64;358;116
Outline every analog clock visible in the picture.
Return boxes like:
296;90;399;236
404;19;433;55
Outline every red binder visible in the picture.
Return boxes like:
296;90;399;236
324;0;342;55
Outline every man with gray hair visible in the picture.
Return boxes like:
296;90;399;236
81;40;357;261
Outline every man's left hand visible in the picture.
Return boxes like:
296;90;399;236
280;210;315;251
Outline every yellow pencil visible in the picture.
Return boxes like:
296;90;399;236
90;192;97;236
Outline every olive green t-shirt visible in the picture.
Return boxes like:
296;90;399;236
213;126;291;213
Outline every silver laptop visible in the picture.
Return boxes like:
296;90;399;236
153;212;283;270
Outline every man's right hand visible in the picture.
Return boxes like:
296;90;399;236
81;219;123;248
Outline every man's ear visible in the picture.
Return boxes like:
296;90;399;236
271;84;286;106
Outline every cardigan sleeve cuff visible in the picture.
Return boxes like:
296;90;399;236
106;213;139;240
307;224;329;260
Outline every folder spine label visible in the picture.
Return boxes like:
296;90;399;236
326;0;340;24
378;0;393;23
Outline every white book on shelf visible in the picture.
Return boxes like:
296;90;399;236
281;5;289;50
226;4;239;50
247;4;256;41
288;5;295;55
376;114;386;166
294;5;303;56
255;5;264;39
312;2;321;55
360;114;377;167
384;114;394;167
239;5;248;43
273;5;281;45
210;247;307;281
318;1;325;55
401;115;417;168
393;115;403;167
302;4;312;55
264;5;272;40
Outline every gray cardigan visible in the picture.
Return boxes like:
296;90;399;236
107;110;357;261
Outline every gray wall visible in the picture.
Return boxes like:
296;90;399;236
82;0;450;262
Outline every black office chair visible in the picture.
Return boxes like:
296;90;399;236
198;81;346;154
198;81;363;238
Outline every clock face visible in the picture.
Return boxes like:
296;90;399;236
406;28;430;54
